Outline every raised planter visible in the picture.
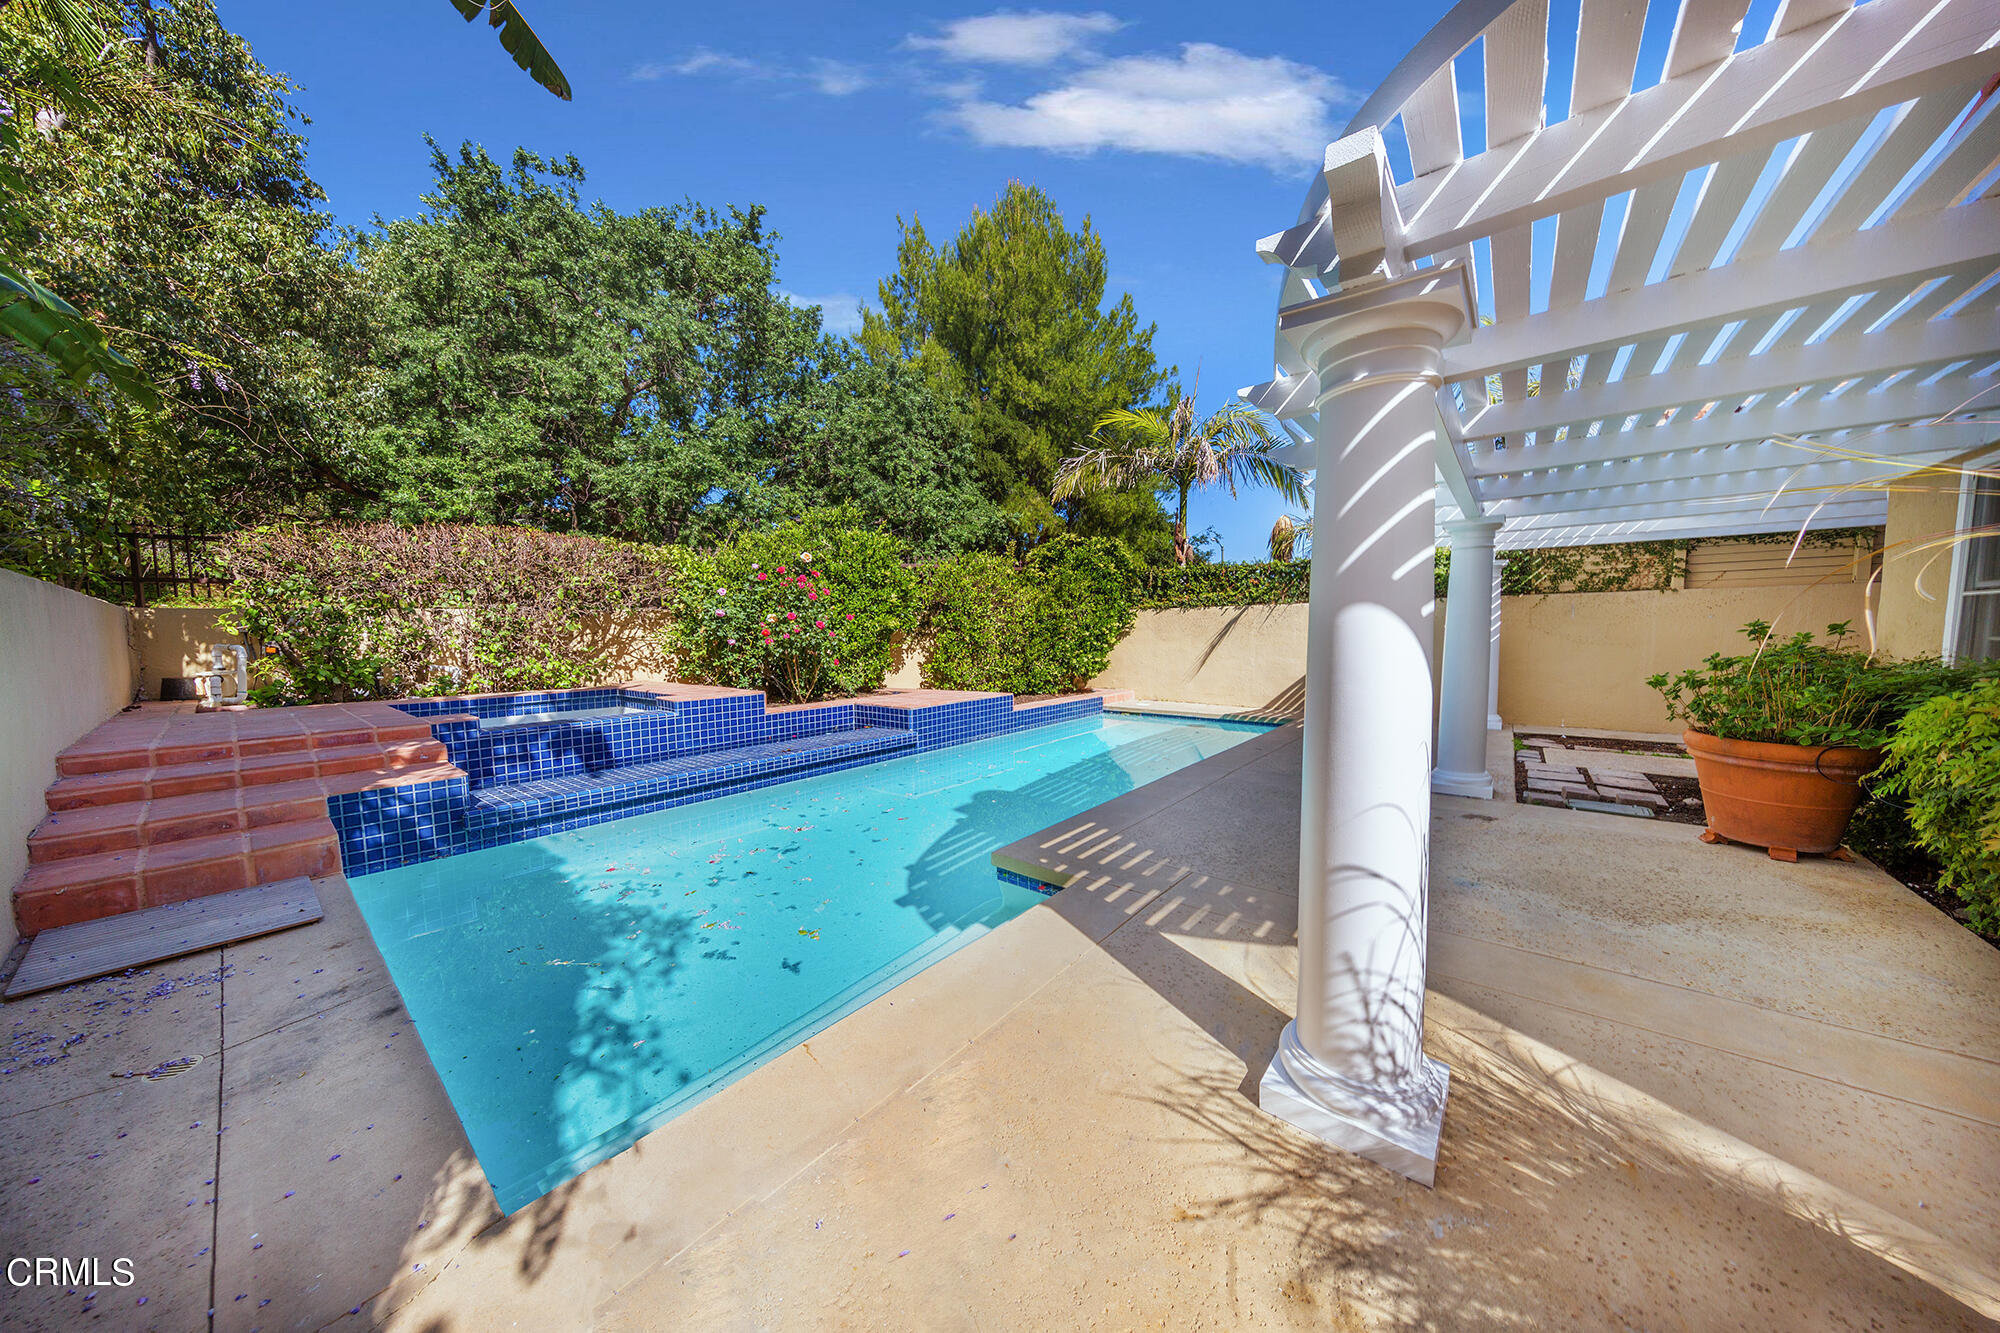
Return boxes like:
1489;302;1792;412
1683;728;1881;861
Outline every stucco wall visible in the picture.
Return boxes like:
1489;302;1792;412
129;607;233;698
1;571;137;954
1875;445;1992;660
1092;577;1870;732
1096;604;1315;713
1491;581;1871;733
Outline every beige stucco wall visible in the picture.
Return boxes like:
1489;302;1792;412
128;607;234;698
1092;577;1870;732
1875;444;1994;660
1096;604;1315;713
1491;581;1871;733
1;571;137;955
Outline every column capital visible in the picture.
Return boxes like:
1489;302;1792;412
1278;266;1476;402
1441;515;1505;544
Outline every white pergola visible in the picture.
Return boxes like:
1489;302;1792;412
1244;0;2000;1184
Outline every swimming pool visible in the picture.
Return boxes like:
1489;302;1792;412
349;711;1267;1211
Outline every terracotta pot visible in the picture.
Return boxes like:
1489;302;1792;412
1682;729;1882;858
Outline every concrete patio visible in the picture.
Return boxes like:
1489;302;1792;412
2;725;1995;1330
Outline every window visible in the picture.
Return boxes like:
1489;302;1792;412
1953;471;2000;663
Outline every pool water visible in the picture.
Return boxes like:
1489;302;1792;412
349;711;1268;1211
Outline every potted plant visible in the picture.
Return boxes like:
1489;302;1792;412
1649;621;1909;861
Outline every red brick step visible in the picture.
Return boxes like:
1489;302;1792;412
45;740;447;810
14;818;339;934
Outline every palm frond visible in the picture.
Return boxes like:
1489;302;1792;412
448;0;572;100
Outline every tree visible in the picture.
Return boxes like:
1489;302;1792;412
357;142;825;544
752;351;1006;557
1054;390;1308;565
857;182;1173;559
1;0;374;546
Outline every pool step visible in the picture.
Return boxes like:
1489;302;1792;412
466;725;917;829
14;817;340;934
28;762;463;864
53;716;436;777
45;739;448;811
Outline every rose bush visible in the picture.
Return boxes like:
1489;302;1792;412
663;509;916;703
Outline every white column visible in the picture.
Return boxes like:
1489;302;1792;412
1434;518;1502;799
1488;555;1505;731
1260;268;1471;1188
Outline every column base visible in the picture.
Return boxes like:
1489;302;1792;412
1431;767;1494;799
1487;713;1503;731
1258;1022;1450;1187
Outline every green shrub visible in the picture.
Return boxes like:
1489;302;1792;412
663;509;916;703
1138;559;1308;608
1872;676;2000;934
920;537;1138;694
1021;536;1140;689
217;524;672;705
919;552;1035;692
1646;620;1993;749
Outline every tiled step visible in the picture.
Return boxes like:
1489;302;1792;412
53;719;438;777
14;818;340;934
45;740;448;811
28;762;462;864
467;725;916;828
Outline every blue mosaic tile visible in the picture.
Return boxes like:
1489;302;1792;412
337;689;1107;876
996;866;1063;896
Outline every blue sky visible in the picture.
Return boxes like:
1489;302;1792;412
215;1;1460;559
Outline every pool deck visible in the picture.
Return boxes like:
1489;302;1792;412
3;725;1997;1329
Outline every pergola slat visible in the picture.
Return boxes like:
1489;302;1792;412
1568;0;1649;115
1466;310;2000;438
1480;422;1993;495
1442;193;2000;383
1470;379;1990;473
1729;118;1871;263
1483;0;1550;146
1668;152;1767;278
1402;63;1466;175
1393;0;1998;259
1667;0;1754;80
1810;88;1972;242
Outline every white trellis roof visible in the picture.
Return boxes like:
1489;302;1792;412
1246;0;2000;549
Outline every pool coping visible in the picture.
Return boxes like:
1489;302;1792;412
988;719;1304;894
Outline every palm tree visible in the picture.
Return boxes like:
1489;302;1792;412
1054;389;1308;565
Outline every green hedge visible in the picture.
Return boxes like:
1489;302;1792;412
217;524;673;705
921;537;1139;694
1137;560;1308;608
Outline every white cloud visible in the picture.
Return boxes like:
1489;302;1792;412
781;291;865;338
905;11;1124;66
807;59;870;96
631;50;868;96
631;47;761;81
946;43;1352;171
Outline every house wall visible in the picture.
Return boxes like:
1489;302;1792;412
1;571;137;956
1875;444;1995;660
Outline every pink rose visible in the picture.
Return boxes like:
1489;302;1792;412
831;658;839;665
777;567;787;574
806;591;817;601
786;611;797;621
844;613;854;621
756;572;767;581
815;620;825;629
